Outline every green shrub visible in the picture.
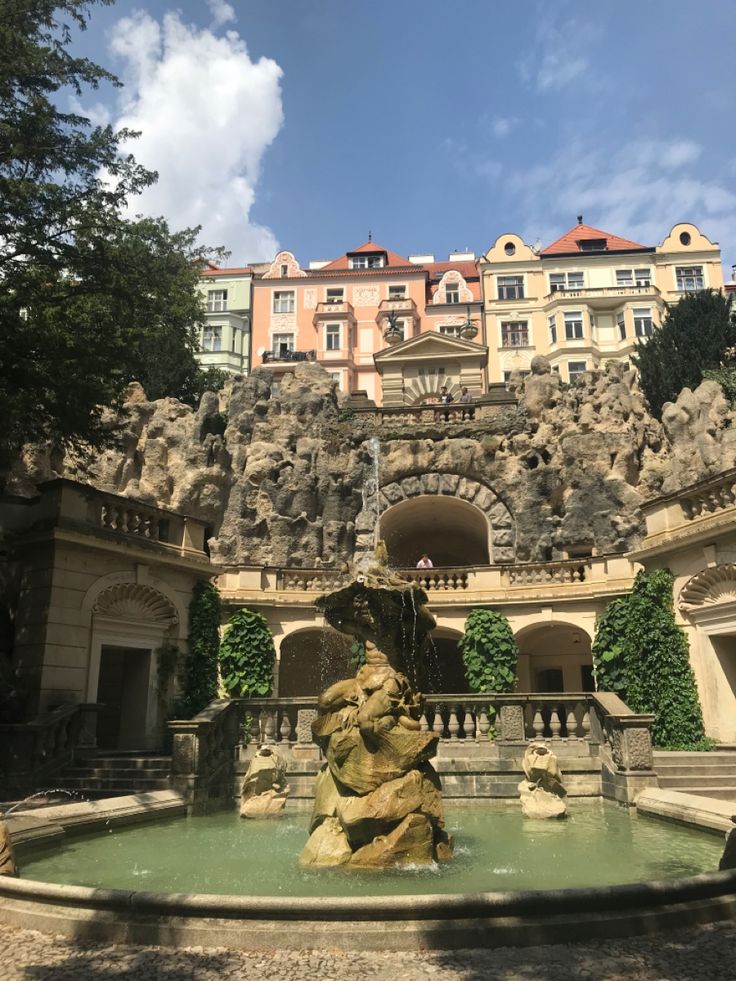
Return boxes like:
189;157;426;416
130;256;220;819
591;596;629;695
174;580;220;718
219;608;275;697
458;609;518;693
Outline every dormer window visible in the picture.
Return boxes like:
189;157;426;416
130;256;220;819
388;285;406;299
578;238;607;252
349;254;385;269
280;264;288;277
446;283;460;304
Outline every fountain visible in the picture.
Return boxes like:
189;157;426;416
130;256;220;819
299;546;453;868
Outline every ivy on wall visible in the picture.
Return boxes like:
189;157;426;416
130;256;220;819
458;609;518;693
174;580;221;718
219;608;275;698
592;569;709;750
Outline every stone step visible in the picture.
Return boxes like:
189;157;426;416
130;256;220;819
55;776;170;792
677;787;736;802
62;766;171;780
657;774;736;789
655;763;736;776
653;751;736;762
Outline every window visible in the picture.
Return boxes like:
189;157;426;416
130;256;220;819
497;275;524;300
501;321;529;347
280;264;288;277
329;372;341;388
326;288;344;303
676;265;704;291
206;289;227;312
232;328;238;353
438;325;458;335
445;283;460;304
617;312;626;340
617;268;652;287
579;238;607;251
350;254;384;269
564;311;584;340
550;272;583;292
633;308;653;338
568;361;587;381
273;290;295;313
548;314;557;345
272;333;294;355
325;323;341;350
202;325;222;351
503;370;530;382
388;284;406;300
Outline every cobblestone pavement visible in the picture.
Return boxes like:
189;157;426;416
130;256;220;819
2;920;736;980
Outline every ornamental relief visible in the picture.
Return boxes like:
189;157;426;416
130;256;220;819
679;564;736;611
353;286;379;307
433;270;474;305
303;288;317;309
270;313;297;330
263;250;307;279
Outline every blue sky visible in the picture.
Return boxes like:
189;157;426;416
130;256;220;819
70;0;736;274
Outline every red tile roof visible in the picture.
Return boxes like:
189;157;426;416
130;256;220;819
540;223;651;256
318;241;418;272
201;266;253;276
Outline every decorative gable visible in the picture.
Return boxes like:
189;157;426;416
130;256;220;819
263;251;307;279
432;269;474;305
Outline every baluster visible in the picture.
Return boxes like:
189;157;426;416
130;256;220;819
447;704;460;740
419;709;429;733
279;709;292;743
432;705;445;740
532;705;545;740
477;708;490;740
464;704;476;740
250;712;261;745
566;707;578;740
581;710;591;741
550;706;562;740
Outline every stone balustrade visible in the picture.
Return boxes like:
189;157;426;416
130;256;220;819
680;473;736;520
502;559;592;586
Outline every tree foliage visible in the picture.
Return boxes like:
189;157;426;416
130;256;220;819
0;0;225;475
458;609;518;693
174;580;221;718
219;608;275;698
634;290;736;418
592;570;709;750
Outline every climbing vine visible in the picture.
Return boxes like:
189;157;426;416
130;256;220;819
457;609;518;693
592;570;710;750
174;580;221;718
219;608;275;697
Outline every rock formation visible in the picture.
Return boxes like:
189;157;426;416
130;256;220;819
239;746;290;819
8;358;736;566
0;820;18;877
518;742;567;819
299;557;453;868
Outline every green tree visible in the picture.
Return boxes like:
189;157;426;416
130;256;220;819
458;609;518;693
592;570;708;750
219;608;275;698
634;290;736;418
0;0;225;476
174;580;221;718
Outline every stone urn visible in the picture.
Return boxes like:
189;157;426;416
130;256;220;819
518;741;567;819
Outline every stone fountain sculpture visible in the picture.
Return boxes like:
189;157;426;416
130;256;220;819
518;742;567;819
240;746;290;818
299;550;453;868
0;819;18;877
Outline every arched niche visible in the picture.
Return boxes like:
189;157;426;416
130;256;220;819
278;627;355;697
425;628;470;694
380;495;490;567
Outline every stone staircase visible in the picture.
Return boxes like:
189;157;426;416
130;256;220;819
653;749;736;803
52;751;172;799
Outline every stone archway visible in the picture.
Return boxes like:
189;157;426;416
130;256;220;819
354;471;514;566
515;621;593;693
380;495;489;567
278;627;355;697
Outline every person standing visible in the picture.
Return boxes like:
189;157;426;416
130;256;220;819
416;553;433;569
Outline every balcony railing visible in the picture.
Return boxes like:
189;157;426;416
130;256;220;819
313;301;354;322
680;472;736;520
376;297;419;325
544;285;661;303
502;559;591;586
262;349;316;364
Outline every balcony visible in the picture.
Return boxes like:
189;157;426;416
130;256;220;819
312;300;355;326
262;349;316;364
375;297;419;327
544;284;661;309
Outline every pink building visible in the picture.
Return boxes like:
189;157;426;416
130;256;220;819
249;241;485;404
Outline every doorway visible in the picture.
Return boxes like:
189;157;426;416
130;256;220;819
96;645;152;749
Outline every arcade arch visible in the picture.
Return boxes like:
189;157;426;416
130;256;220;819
515;621;593;693
425;627;470;694
278;627;355;697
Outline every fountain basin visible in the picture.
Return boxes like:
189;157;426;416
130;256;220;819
2;799;735;950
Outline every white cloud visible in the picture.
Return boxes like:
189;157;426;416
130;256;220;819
492;116;518;139
70;96;111;128
106;10;283;260
504;138;736;267
206;0;236;28
518;14;602;93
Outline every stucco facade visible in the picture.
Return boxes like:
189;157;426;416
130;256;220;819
196;265;252;375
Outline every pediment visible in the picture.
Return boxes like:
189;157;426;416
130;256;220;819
374;331;487;364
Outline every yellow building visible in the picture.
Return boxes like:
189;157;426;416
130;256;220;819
196;264;253;375
479;221;724;383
